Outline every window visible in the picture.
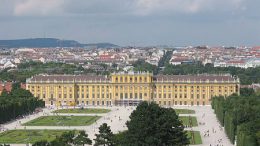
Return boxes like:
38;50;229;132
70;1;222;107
120;93;123;99
164;94;166;98
82;94;84;98
64;94;67;98
92;94;95;98
70;94;72;98
168;94;171;98
197;94;199;99
139;93;142;99
203;94;205;99
125;93;128;99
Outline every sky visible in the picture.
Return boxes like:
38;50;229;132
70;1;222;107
0;0;260;46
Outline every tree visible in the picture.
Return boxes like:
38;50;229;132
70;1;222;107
0;86;44;124
59;131;75;145
94;123;115;146
32;140;49;146
240;88;255;96
73;130;92;146
124;101;189;146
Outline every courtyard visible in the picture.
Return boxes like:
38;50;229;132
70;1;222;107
0;106;234;146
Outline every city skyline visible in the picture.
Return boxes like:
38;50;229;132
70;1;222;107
0;0;260;46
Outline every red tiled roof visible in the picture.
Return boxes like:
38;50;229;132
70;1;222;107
154;75;237;82
227;60;245;64
0;82;13;93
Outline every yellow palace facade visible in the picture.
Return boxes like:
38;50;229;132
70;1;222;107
26;72;240;106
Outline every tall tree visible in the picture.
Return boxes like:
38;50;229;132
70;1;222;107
94;123;115;146
32;140;49;146
125;101;189;146
73;130;92;146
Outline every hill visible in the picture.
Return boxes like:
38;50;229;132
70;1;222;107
0;38;118;48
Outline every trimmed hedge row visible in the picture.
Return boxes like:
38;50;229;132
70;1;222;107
0;87;45;124
212;94;260;146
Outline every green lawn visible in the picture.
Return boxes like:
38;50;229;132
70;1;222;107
53;108;111;114
0;130;74;144
179;116;198;127
174;109;195;114
23;116;100;126
187;131;202;145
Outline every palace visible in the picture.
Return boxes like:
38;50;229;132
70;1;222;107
26;72;240;106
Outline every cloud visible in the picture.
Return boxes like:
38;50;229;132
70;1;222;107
13;0;64;16
133;0;245;15
7;0;245;16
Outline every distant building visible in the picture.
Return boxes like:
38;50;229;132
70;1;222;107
26;72;240;106
0;82;12;94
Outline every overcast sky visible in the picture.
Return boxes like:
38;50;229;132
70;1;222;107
0;0;260;46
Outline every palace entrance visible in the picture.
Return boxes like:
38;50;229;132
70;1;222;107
115;100;142;106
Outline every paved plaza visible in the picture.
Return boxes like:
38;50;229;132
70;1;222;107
0;105;234;146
